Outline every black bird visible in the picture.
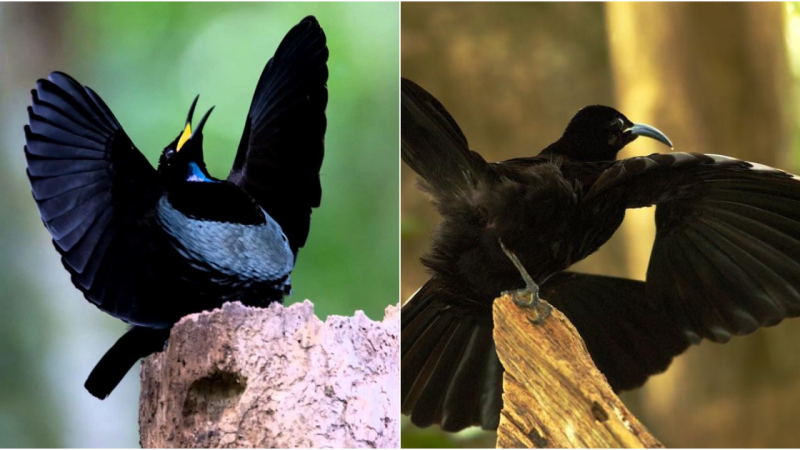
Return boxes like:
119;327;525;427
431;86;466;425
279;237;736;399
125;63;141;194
401;78;800;431
24;16;328;399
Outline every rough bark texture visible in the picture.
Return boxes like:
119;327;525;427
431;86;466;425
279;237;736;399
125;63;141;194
493;294;662;449
139;301;399;448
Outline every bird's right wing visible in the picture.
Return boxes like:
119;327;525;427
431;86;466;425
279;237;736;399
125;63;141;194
401;78;495;201
588;152;800;344
25;72;165;325
227;16;328;256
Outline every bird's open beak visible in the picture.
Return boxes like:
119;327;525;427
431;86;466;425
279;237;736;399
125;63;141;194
194;106;215;136
625;123;673;149
176;96;214;152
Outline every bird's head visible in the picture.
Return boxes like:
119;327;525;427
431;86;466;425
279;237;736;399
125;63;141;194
555;105;673;162
158;95;216;182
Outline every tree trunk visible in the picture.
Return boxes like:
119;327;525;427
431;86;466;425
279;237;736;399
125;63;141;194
606;3;800;446
606;1;792;281
493;295;661;449
139;301;399;448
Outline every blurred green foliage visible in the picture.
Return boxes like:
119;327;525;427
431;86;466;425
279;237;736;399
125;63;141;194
0;2;398;447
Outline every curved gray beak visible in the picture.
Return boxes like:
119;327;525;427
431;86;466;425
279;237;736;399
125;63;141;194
625;123;673;149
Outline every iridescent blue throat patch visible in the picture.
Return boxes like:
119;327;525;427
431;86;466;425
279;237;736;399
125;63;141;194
186;162;216;183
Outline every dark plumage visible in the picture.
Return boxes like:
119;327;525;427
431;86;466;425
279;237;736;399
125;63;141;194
401;77;800;431
24;16;328;399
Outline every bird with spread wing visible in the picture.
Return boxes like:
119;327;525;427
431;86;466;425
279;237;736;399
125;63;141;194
24;16;328;399
401;77;800;432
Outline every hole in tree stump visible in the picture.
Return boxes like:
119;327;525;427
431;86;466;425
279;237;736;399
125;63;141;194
182;370;247;444
591;401;609;422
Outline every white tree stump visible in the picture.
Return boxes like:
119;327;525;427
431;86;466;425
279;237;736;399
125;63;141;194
139;300;399;448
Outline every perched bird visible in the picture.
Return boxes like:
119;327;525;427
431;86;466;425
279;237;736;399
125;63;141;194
24;16;328;399
401;78;800;432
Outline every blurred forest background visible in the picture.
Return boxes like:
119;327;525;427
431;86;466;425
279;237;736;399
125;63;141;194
0;2;398;447
402;2;800;448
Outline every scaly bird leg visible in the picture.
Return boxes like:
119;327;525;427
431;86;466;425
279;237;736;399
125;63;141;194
499;239;552;324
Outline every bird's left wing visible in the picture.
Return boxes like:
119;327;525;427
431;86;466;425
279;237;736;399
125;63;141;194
227;16;328;255
587;152;800;344
401;78;495;202
25;72;165;325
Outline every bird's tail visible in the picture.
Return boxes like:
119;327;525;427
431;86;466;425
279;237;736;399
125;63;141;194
401;277;502;432
84;326;170;399
401;78;492;200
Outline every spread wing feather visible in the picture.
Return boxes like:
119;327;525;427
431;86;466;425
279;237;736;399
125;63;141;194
592;153;800;343
25;71;165;325
227;16;328;255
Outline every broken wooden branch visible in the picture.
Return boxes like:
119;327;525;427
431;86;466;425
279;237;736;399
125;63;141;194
493;294;662;448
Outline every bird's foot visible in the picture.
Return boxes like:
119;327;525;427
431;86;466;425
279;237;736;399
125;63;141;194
498;239;551;325
502;285;552;324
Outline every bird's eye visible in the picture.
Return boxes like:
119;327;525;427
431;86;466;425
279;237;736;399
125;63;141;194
165;149;175;160
607;118;626;146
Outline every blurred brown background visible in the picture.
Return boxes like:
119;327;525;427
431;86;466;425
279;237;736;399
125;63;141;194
401;2;800;448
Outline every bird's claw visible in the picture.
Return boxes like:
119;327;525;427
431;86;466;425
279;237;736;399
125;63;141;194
499;239;551;325
502;285;552;325
506;286;538;308
528;301;552;325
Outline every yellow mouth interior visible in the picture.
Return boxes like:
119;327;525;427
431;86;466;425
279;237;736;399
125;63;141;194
177;123;192;151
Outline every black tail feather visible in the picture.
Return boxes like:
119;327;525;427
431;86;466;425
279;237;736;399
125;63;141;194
401;278;501;431
84;326;171;400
